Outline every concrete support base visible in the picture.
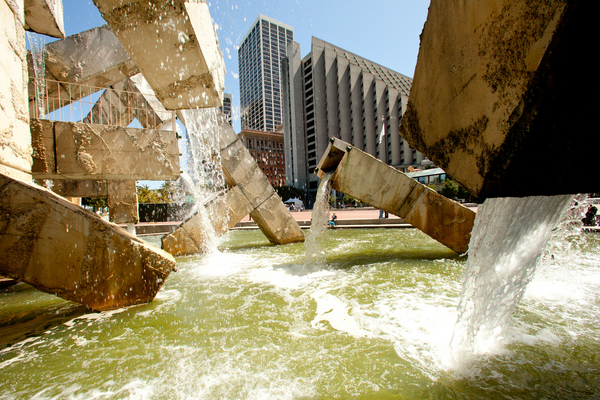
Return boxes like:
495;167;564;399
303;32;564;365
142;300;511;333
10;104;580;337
316;138;475;254
0;172;175;311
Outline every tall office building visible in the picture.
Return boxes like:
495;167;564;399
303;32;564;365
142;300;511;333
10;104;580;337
219;93;232;126
238;15;293;132
282;37;425;200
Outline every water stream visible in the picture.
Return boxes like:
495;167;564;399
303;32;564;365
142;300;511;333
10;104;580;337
26;31;46;118
303;172;333;269
450;195;575;365
177;108;228;253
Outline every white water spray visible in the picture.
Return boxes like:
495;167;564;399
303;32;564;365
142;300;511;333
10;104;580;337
303;172;333;268
450;195;574;364
179;108;228;253
26;31;46;118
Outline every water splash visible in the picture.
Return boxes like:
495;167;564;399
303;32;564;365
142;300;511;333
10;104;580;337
450;195;573;365
26;31;46;118
178;108;228;253
303;172;333;269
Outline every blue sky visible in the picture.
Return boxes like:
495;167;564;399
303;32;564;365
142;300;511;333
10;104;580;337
58;0;430;134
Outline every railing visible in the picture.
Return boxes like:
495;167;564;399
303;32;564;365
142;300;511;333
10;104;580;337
29;78;176;130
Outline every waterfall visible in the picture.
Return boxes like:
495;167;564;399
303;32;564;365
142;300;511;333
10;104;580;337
450;194;574;364
179;108;228;253
26;31;46;118
304;172;333;268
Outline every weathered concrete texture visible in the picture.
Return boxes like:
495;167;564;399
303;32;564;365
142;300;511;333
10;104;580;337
107;180;138;224
317;139;474;254
24;0;64;38
93;0;224;110
51;179;108;197
31;119;180;180
28;25;139;114
0;172;175;311
400;0;599;198
162;114;304;256
1;0;32;181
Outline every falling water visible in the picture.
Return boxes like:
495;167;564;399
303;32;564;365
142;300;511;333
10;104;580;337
303;172;333;268
450;194;574;364
26;31;46;118
178;108;228;253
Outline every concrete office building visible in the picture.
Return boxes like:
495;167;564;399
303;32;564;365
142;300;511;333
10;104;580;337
238;129;286;187
238;15;293;132
282;37;425;200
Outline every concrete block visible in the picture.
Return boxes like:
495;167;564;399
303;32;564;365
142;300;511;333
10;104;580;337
0;172;175;311
24;0;65;39
107;180;138;224
400;0;599;197
251;193;305;245
162;186;254;257
51;179;108;197
32;120;179;180
317;139;474;253
93;0;224;109
30;118;55;173
32;26;139;113
221;138;259;187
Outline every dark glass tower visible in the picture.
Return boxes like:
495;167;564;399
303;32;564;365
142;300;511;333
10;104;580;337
238;15;293;132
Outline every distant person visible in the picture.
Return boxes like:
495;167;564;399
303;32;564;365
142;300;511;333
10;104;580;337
329;213;337;228
379;209;384;219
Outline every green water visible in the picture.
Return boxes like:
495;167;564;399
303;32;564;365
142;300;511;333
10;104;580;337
1;229;599;399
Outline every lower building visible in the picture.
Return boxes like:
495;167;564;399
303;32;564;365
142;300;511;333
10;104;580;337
282;37;425;203
219;93;233;126
238;129;286;187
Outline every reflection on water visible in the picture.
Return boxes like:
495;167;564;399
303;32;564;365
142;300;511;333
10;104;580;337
1;228;599;399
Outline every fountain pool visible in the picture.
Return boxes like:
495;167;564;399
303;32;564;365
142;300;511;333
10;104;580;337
1;228;599;399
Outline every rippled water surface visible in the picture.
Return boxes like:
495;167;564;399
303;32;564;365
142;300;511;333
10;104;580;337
1;229;599;399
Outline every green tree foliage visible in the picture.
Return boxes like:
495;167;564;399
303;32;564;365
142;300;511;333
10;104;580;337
81;197;107;213
439;179;480;203
274;185;305;202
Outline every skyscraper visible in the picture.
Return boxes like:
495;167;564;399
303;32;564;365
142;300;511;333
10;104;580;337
282;37;424;200
238;15;293;132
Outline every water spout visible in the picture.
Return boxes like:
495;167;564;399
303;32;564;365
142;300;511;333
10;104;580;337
303;172;333;269
450;194;574;364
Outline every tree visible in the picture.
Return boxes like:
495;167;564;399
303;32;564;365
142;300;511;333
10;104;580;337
274;185;305;202
81;197;107;213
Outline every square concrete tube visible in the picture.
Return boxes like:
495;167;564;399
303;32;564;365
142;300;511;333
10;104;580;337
32;120;180;180
399;0;599;197
29;26;139;114
0;172;175;311
162;186;254;256
317;139;474;254
24;0;65;39
92;0;224;109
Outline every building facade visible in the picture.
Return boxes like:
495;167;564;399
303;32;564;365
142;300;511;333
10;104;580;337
238;129;286;187
238;15;293;132
219;93;232;126
282;37;425;201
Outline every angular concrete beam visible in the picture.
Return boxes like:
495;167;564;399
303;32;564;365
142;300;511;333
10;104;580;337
400;0;599;198
28;26;139;114
162;186;253;256
31;119;180;180
24;0;65;39
161;114;304;256
83;74;173;129
317;138;475;254
0;172;175;311
93;0;224;109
